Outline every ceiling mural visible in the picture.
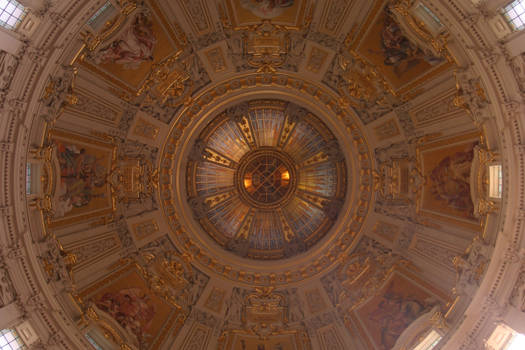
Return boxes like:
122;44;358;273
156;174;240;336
80;0;186;92
43;129;117;228
223;0;307;27
0;0;518;349
352;270;445;350
352;4;447;91
82;263;183;350
417;132;481;229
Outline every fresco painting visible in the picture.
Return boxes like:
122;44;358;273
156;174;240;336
93;11;157;69
240;0;294;19
83;6;177;90
356;272;440;350
419;135;479;225
82;266;176;349
229;0;302;26
95;287;156;344
48;130;114;227
357;7;444;90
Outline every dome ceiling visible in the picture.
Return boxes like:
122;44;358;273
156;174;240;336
186;100;346;259
0;0;522;350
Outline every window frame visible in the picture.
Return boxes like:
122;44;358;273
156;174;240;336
0;0;26;31
0;328;26;350
502;0;525;31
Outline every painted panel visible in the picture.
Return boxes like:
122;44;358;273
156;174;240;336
224;0;306;28
81;1;184;93
354;4;449;92
354;271;444;350
418;133;480;228
80;264;183;349
47;129;116;228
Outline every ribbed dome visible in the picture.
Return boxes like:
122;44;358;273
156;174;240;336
186;100;346;259
1;1;519;349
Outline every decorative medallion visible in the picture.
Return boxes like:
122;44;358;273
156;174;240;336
186;100;347;260
236;148;297;208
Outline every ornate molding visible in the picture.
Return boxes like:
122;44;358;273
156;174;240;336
159;71;373;285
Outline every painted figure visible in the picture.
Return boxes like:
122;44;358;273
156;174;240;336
94;11;157;69
54;141;107;217
429;147;475;215
372;9;442;77
240;0;294;19
96;288;156;343
367;282;431;350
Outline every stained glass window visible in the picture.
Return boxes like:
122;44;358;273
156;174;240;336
0;329;25;350
298;162;337;197
0;0;26;30
502;0;525;31
187;101;346;259
249;108;284;147
206;119;250;162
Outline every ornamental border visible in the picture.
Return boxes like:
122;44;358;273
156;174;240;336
158;72;374;286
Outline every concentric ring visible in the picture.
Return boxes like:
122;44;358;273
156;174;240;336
159;75;372;284
185;99;349;260
236;148;297;209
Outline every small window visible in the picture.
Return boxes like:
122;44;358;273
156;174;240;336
87;2;116;31
489;164;503;199
507;332;525;350
25;163;41;196
411;2;444;35
412;330;442;350
487;324;525;350
0;329;26;350
502;0;525;31
25;163;31;195
417;3;442;26
85;334;103;350
0;0;26;30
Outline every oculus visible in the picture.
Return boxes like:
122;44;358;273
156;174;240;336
236;148;297;208
186;100;347;260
